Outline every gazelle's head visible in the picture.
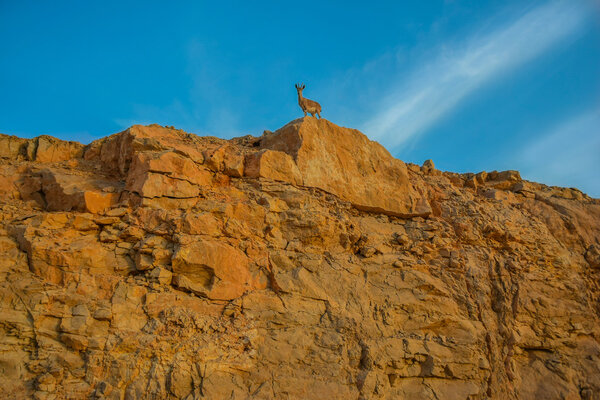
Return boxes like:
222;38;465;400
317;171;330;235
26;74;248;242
295;83;305;95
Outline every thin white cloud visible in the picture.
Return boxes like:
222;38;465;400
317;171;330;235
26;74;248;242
516;107;600;197
363;1;590;150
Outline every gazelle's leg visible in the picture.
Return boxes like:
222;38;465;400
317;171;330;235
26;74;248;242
317;111;321;119
304;111;307;117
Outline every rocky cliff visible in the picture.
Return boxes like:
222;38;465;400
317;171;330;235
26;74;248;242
0;118;598;400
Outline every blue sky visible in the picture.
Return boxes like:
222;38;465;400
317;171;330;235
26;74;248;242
1;1;599;196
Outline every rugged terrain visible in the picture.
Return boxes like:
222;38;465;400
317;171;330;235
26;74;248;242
0;117;599;400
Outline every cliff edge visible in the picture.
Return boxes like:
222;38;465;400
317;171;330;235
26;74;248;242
0;118;599;399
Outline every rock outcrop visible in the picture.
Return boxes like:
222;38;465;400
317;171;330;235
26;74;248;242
260;118;431;217
0;119;599;400
0;134;83;162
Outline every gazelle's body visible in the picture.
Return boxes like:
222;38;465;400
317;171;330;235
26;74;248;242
295;83;321;118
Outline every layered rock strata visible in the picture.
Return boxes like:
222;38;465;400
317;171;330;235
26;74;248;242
0;118;598;399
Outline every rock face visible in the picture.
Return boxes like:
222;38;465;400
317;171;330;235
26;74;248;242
0;133;83;162
244;149;303;185
0;119;599;400
172;237;252;300
261;118;431;217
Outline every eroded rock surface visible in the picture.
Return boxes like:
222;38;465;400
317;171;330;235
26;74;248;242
260;118;431;217
0;120;599;400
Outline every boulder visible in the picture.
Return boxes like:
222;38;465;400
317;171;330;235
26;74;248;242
0;134;29;159
84;124;205;176
487;170;522;190
149;267;173;285
40;170;120;213
421;159;436;174
171;238;251;300
204;144;245;177
259;118;431;217
125;151;212;199
33;135;83;162
82;191;121;214
475;171;487;184
0;134;83;162
244;149;303;185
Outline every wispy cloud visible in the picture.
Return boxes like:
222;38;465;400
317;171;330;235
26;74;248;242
516;107;600;197
363;1;590;150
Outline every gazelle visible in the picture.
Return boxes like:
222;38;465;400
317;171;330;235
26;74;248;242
295;83;322;118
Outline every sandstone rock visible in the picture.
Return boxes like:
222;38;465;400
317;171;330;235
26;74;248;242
260;118;431;217
81;191;120;214
94;216;120;225
84;124;205;176
487;170;522;190
171;274;202;296
129;171;200;199
395;233;410;245
71;304;89;317
149;266;173;285
0;133;83;162
585;244;600;268
181;212;221;236
475;171;487;184
105;207;128;217
129;151;212;186
481;188;508;201
72;214;98;231
126;151;211;199
61;333;89;351
0;134;29;159
244;149;303;185
511;181;537;196
135;252;154;271
464;175;478;189
39;169;120;213
33;135;83;162
0;120;598;400
36;373;56;393
421;159;435;174
93;308;112;321
359;246;377;257
496;170;521;181
172;238;251;300
204;144;245;177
